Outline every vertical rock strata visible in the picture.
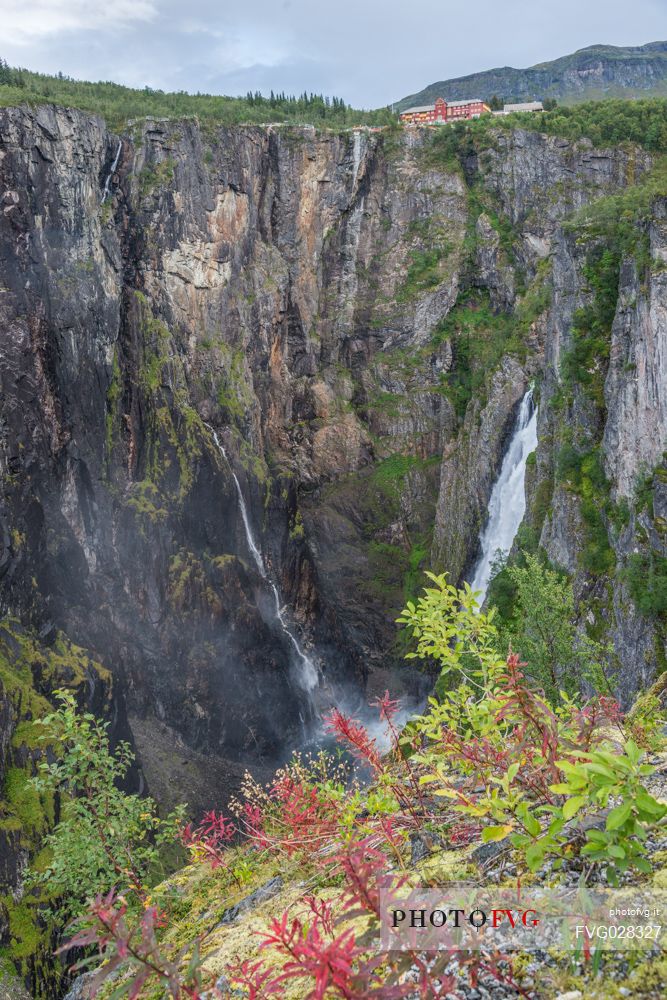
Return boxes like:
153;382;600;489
0;106;664;799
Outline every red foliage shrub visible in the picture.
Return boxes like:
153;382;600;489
59;890;203;999
324;709;384;772
261;911;361;1000
181;811;236;871
225;957;285;998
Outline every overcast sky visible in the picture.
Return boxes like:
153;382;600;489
1;0;665;107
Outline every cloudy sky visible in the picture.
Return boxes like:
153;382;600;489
1;0;664;107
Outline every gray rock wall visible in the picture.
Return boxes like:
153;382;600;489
0;106;665;809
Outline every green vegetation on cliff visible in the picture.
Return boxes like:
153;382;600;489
560;247;620;408
433;291;526;419
543;153;667;592
24;577;667;999
516;97;667;151
624;551;667;618
426;98;667;167
556;444;617;575
0;623;113;995
0;60;393;130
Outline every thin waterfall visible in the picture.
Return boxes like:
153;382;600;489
101;140;122;204
351;130;362;185
208;427;265;575
468;389;538;606
206;425;319;694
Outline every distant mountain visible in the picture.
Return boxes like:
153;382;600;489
396;41;667;109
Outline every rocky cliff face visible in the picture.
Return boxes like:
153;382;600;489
0;109;467;809
0;105;665;832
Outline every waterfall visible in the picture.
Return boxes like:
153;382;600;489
468;389;538;606
206;425;319;694
101;140;122;204
268;581;319;692
208;427;265;574
351;131;362;185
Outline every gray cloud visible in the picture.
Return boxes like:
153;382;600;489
3;0;157;43
0;0;664;107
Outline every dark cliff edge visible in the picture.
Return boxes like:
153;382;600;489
0;105;666;993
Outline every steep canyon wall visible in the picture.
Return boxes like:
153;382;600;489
1;104;667;989
0;105;664;819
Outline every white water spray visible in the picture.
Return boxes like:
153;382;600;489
101;140;122;204
206;425;319;693
468;389;538;606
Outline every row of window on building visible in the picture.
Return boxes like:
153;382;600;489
399;97;543;125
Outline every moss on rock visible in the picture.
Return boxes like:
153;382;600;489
0;620;114;996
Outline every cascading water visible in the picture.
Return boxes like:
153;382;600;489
101;140;122;203
206;426;319;695
208;427;264;574
468;389;538;605
351;130;362;185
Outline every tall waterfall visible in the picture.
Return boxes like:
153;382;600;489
351;130;362;185
206;426;319;694
101;140;122;204
468;389;538;605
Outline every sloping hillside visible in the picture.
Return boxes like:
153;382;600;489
397;41;667;109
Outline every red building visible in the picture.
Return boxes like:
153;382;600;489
400;97;490;125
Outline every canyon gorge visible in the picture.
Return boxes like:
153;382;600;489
0;104;666;992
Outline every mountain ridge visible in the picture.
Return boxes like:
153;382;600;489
397;40;667;110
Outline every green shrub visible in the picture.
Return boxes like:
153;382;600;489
28;691;185;920
433;291;526;419
561;246;620;407
554;741;666;885
556;445;616;575
404;575;666;885
623;552;667;616
492;553;607;701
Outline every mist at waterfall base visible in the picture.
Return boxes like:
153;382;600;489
205;422;426;768
468;389;539;606
311;389;540;755
205;388;535;773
